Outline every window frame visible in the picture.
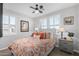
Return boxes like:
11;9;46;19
40;18;48;29
3;15;16;36
49;15;60;29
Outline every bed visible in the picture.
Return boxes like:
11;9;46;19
8;32;55;56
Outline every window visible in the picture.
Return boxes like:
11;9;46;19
3;16;9;24
54;15;60;25
49;16;54;28
40;19;47;29
3;15;16;36
10;16;15;25
3;16;9;36
39;14;60;30
9;16;16;34
49;15;60;29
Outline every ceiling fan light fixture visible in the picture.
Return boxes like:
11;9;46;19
35;10;39;14
30;4;44;14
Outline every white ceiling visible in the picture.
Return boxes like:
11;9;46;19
3;3;78;18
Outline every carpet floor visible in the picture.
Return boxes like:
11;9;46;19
48;47;79;56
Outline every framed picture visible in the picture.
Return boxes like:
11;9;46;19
64;16;74;25
20;20;29;32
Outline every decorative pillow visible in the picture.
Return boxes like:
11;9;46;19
32;32;50;39
32;32;36;37
33;35;40;39
39;32;45;39
45;32;50;39
32;32;39;37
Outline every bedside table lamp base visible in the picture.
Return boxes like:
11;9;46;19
59;27;65;39
61;32;63;39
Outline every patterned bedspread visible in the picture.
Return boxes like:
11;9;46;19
8;37;55;56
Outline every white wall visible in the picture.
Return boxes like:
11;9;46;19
76;5;79;38
0;4;79;52
0;8;34;48
75;5;79;52
33;5;79;52
34;5;78;32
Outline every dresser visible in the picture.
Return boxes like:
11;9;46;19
59;39;73;54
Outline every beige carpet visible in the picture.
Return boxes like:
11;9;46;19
48;47;79;56
0;48;12;56
0;47;79;56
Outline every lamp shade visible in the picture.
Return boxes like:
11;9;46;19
59;27;65;32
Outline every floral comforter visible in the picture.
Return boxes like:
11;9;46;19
8;37;55;56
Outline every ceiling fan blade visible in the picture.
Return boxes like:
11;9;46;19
30;6;36;10
39;10;43;13
32;11;35;13
30;4;44;14
40;5;45;10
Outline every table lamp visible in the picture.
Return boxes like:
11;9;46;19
59;27;65;39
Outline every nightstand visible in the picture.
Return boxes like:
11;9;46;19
59;39;73;54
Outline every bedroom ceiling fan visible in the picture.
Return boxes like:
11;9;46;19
30;4;45;14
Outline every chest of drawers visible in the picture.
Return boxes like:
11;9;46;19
59;39;73;53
